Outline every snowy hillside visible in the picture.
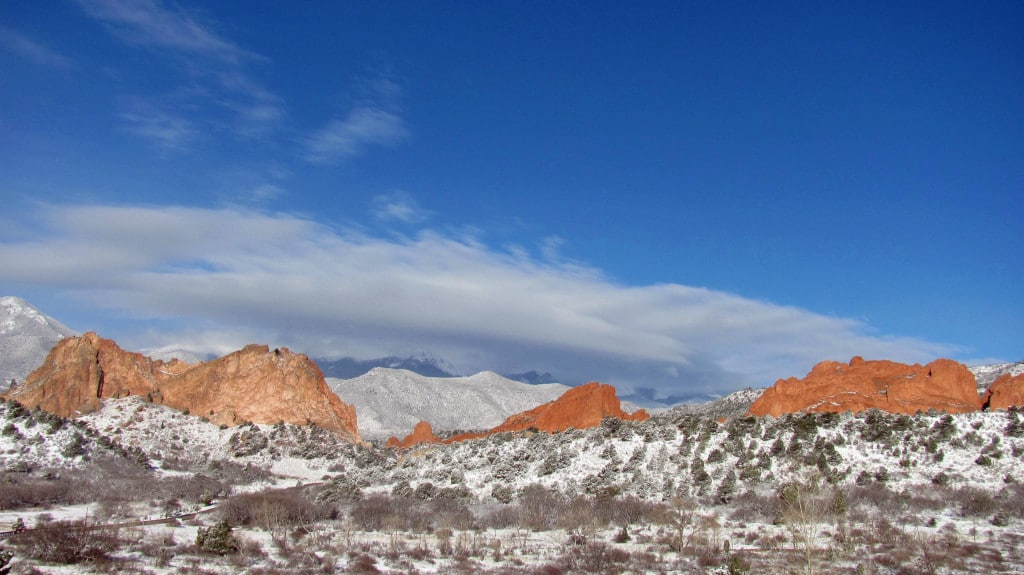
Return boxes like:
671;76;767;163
0;296;76;387
329;368;572;439
4;393;1024;574
971;361;1024;388
8;394;1021;505
668;387;765;419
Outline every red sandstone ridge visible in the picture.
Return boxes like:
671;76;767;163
747;356;982;417
1;332;360;442
445;382;649;443
982;373;1024;411
385;420;442;449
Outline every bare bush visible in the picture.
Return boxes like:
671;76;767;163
430;497;475;531
219;489;332;535
728;490;779;523
9;520;124;564
518;484;566;531
0;477;78;510
481;504;519;530
952;486;997;518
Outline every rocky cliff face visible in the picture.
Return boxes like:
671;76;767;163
2;333;360;441
982;373;1024;411
445;382;649;443
748;356;982;417
385;420;442;449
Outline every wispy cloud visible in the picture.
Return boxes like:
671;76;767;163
0;27;71;68
372;191;430;224
0;204;958;396
74;0;247;63
120;108;197;155
305;107;408;164
76;0;283;149
246;184;285;203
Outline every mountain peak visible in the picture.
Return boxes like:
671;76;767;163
1;296;78;386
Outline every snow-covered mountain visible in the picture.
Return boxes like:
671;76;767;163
140;346;208;364
0;296;77;388
667;387;764;419
328;368;573;439
970;361;1024;388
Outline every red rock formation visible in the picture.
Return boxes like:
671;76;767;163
748;356;982;417
445;382;649;443
982;373;1024;411
2;333;360;441
386;420;442;449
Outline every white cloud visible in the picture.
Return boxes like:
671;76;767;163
372;191;430;223
77;0;284;145
0;204;958;395
120;109;197;154
0;27;71;68
246;184;285;202
305;107;408;164
75;0;247;63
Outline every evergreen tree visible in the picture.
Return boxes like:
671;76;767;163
196;520;238;554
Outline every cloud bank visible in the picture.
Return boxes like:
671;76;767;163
0;204;956;396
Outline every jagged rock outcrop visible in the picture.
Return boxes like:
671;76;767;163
748;356;982;417
445;382;649;443
1;333;360;441
385;420;441;449
982;373;1024;411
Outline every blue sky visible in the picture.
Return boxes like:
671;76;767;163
1;1;1021;396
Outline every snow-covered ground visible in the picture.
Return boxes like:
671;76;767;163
3;389;1024;573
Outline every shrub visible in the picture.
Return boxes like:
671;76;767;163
954;487;997;518
0;548;11;575
196;520;238;554
348;553;380;574
9;520;123;564
350;494;397;531
219;490;331;531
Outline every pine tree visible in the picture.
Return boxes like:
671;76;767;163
196;520;238;554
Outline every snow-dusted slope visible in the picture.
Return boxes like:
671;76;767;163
328;368;571;439
970;361;1024;388
669;387;764;419
140;347;207;364
0;296;77;387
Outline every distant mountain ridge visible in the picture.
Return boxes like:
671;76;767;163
316;355;459;379
328;368;573;440
0;296;77;387
503;370;560;385
316;355;561;385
